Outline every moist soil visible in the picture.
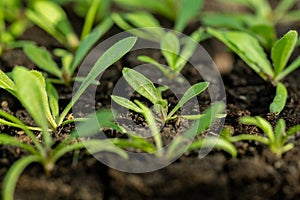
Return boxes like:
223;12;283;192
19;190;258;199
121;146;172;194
1;5;300;200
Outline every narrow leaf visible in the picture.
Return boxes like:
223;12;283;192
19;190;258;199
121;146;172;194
71;17;113;74
240;116;274;142
46;82;59;119
122;67;161;104
207;28;273;80
168;82;209;119
161;32;180;69
59;37;137;125
272;30;297;77
111;95;142;113
174;0;204;32
2;155;39;200
0;70;16;95
269;82;287;115
23;44;62;78
276;55;300;82
274;119;286;145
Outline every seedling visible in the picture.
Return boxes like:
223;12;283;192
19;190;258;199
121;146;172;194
76;102;236;159
23;16;113;85
226;116;300;157
208;28;300;114
112;11;208;80
0;0;32;55
113;0;204;31
0;109;127;200
111;68;209;123
25;0;112;51
0;37;137;131
203;0;300;49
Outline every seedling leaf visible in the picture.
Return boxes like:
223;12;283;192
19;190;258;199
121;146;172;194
272;30;297;77
269;82;287;115
59;37;137;125
174;0;204;32
168;82;209;119
24;44;62;78
122;67;161;104
46;82;59;119
0;70;16;95
2;155;39;200
111;95;142;113
161;32;180;70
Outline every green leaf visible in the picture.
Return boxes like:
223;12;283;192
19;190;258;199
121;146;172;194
122;67;161;104
168;82;209;119
2;155;39;200
161;32;180;70
13;67;55;145
287;125;300;137
72;109;124;138
111;95;142;113
269;82;287;115
110;135;156;153
188;137;237;157
249;24;276;50
240;116;274;142
207;28;273;80
0;134;38;155
71;16;113;74
0;69;16;95
184;102;225;138
58;37;137;126
272;30;298;77
46;82;59;119
276;55;300;82
274;119;286;145
135;100;163;154
138;55;170;77
23;44;62;78
174;0;204;32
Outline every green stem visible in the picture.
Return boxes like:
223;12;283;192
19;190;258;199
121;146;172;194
230;134;269;145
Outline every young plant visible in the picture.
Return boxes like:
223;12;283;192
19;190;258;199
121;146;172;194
113;0;204;30
208;28;300;114
25;0;112;51
0;37;137;131
111;68;209;123
0;109;127;200
226;116;300;157
0;0;32;55
203;0;300;49
75;102;236;159
23;16;113;85
112;11;208;80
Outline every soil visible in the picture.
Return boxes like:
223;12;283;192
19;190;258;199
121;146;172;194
1;2;300;200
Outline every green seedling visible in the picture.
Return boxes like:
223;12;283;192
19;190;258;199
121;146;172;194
25;0;111;51
0;37;137;131
112;11;208;80
0;0;32;55
215;0;300;25
23;16;113;85
226;116;300;157
203;0;300;49
0;109;127;200
111;68;209;122
113;0;204;29
208;28;300;115
76;102;236;159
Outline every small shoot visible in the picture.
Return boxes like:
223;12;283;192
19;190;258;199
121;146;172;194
23;16;113;85
208;28;300;114
229;116;300;157
0;109;127;200
111;68;209;122
0;37;137;131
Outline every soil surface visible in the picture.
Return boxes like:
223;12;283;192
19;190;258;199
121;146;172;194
1;2;300;200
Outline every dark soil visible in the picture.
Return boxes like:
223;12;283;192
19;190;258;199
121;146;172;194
1;2;300;200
